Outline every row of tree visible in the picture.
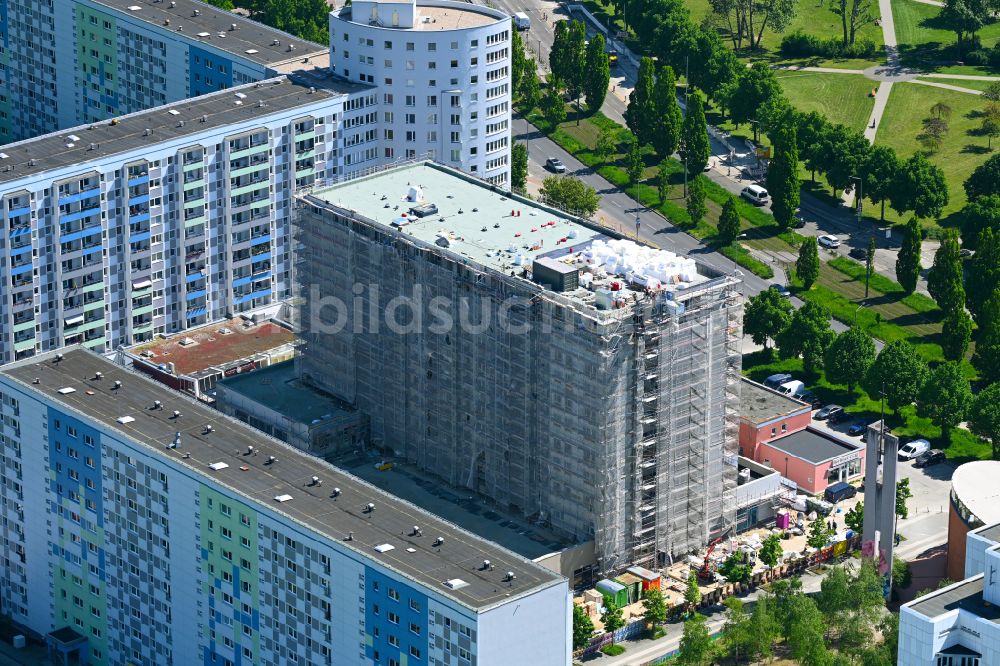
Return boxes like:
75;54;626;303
675;561;897;665
548;21;611;114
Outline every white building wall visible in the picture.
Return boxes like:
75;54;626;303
477;582;571;666
329;0;512;185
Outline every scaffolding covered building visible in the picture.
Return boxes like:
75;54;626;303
296;161;744;574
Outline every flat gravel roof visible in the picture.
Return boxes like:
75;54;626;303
1;348;564;611
739;378;809;425
906;576;1000;623
92;0;327;66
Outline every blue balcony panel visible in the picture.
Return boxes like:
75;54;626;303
60;207;102;224
186;289;207;301
130;230;151;243
60;225;102;244
235;288;271;305
58;187;101;206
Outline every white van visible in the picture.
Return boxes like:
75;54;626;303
776;380;805;397
513;12;530;30
740;185;769;206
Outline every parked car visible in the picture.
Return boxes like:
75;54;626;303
824;481;858;504
776;380;806;397
913;449;946;468
960;248;974;258
815;404;843;420
797;390;822;408
770;283;791;297
763;373;793;389
607;50;619;66
792;214;806;229
546;157;566;173
848;247;867;260
847;421;868;436
818;234;841;249
899;438;932;460
740;185;770;206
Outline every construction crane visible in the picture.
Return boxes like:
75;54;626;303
697;526;734;582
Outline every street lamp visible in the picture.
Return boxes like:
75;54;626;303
849;175;863;228
854;302;866;325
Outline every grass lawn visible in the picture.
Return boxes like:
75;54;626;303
776;71;876;131
893;0;1000;73
875;81;997;223
915;77;998;92
742;351;991;460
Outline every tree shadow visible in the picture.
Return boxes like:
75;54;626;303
961;144;993;155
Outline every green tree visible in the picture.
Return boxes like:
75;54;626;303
539;176;600;216
511;143;528;191
565;21;588;109
719;598;754;665
540;82;566;127
718;550;753;583
806;517;833;549
863;340;929;412
549;21;572;83
657;159;671;204
595;127;617;164
678;613;714;666
941;307;973;362
796;110;832;182
796;236;820;289
896;217;923;295
845;501;864;532
966;152;1000;201
824;326;877;392
642;588;668;629
968;226;1000;322
816;566;853;628
896;477;913;520
518;59;540;112
583;35;610;114
776;301;836;375
981;103;1000;150
767;126;800;228
918;361;973;439
928;229;966;314
728;64;782;142
572;604;595;650
601;600;625;642
625;57;657;146
866;236;877;298
822;124;870;197
717;196;741;245
685;570;701;608
747;597;780;662
985;81;1000;102
687;175;707;227
256;0;331;43
892;152;950;219
786;594;831;665
973;286;1000;384
626;135;644;198
759;533;784;568
969;383;1000;458
681;93;711;177
511;23;527;96
959;194;1000;250
651;65;683;159
744;288;793;349
892;556;911;589
862;144;901;222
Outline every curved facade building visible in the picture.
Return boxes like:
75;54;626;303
947;461;1000;581
329;0;512;186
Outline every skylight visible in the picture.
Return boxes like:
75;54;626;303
208;462;229;471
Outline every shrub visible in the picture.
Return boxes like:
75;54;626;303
779;31;878;59
966;49;990;66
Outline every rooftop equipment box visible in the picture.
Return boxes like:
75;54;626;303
532;257;579;292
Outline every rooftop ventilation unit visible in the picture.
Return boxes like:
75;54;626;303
481;559;492;571
266;455;276;465
411;525;421;536
310;476;321;486
331;487;341;497
409;203;438;218
171;410;181;419
170;432;181;449
433;537;444;548
54;353;64;362
203;424;213;434
364;502;375;513
113;381;122;390
504;572;516;583
152;400;162;410
93;372;103;380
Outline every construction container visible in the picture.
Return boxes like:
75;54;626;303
627;565;662;592
614;572;642;604
595;579;629;608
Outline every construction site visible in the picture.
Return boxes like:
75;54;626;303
294;161;744;576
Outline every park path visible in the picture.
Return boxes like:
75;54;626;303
911;0;944;6
774;65;868;75
911;78;984;95
922;72;1000;81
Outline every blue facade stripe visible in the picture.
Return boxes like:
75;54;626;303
10;263;32;276
60;207;101;224
9;225;30;238
127;175;149;187
235;288;271;304
7;206;30;217
58;188;101;206
130;230;151;243
186;306;207;318
186;271;204;283
365;567;430;664
128;194;150;206
232;271;270;287
186;289;207;301
129;212;150;223
249;235;271;247
9;244;32;257
60;225;102;243
82;245;103;257
250;252;271;265
188;45;234;97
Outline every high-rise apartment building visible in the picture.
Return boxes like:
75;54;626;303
329;0;512;185
1;0;329;141
0;347;571;666
0;73;377;364
297;161;743;574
